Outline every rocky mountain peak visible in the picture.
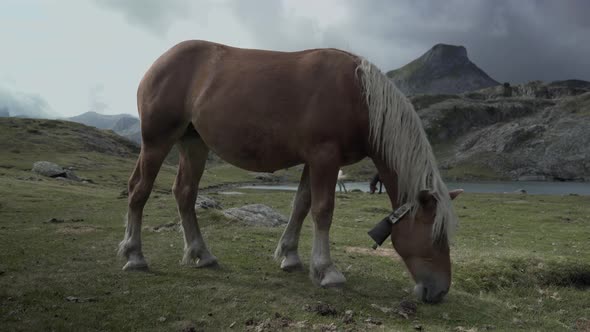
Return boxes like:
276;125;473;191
422;44;468;67
387;43;499;95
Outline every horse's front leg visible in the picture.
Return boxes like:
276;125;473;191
308;157;345;287
274;165;310;271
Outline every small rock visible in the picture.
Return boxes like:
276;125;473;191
157;316;167;322
32;161;66;178
342;310;354;324
371;303;393;314
223;204;287;227
229;322;236;328
414;324;423;331
65;296;97;303
45;218;65;224
252;172;281;182
365;317;382;326
312;322;337;331
196;195;221;209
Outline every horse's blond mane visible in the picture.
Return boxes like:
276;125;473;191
356;57;457;244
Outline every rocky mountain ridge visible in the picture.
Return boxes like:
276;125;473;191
415;80;590;181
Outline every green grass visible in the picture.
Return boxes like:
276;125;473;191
1;118;589;331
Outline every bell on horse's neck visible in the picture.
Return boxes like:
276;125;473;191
368;216;393;249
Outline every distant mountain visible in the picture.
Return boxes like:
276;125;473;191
387;44;499;95
66;111;141;144
67;111;134;129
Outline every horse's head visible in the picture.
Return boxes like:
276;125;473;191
388;189;462;303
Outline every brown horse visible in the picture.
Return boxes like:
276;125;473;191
118;40;463;303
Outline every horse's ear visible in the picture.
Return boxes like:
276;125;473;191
449;189;464;200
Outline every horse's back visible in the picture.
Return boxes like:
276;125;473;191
139;40;368;170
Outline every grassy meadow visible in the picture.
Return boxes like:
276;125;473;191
0;118;589;331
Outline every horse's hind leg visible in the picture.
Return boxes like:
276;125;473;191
173;135;217;268
274;165;310;271
309;156;346;287
119;141;174;270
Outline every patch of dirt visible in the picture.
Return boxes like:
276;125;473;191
56;225;97;234
345;246;401;260
576;318;590;332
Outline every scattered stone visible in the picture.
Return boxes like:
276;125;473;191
251;172;281;182
32;161;66;178
303;302;338;316
342;310;354;324
414;323;423;331
364;317;382;326
32;161;85;181
148;223;180;232
312;323;337;331
65;296;97;303
196;195;221;209
223;204;287;227
45;218;65;224
371;303;393;314
157;316;167;323
229;322;236;328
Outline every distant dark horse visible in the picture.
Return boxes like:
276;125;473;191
369;173;383;194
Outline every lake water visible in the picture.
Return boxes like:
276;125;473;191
241;181;590;196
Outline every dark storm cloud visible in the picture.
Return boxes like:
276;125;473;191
95;0;590;82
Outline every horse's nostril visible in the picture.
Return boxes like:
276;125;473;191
421;287;447;304
421;286;429;302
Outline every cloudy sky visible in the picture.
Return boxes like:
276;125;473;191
1;0;589;117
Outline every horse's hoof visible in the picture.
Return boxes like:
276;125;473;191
123;260;149;271
320;269;346;288
280;256;303;272
196;255;218;268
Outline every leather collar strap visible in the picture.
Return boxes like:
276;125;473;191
387;203;412;225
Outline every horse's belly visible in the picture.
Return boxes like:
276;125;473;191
198;128;301;172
